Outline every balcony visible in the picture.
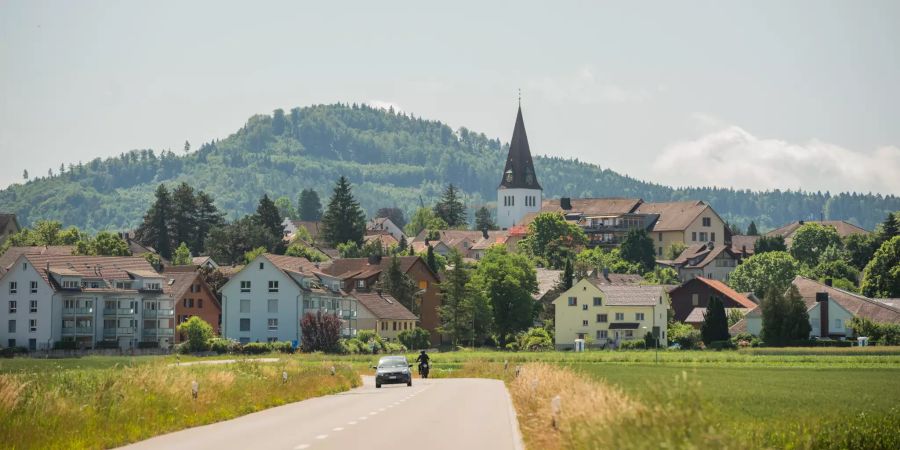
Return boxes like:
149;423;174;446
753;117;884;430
103;308;136;316
142;328;174;337
63;307;94;315
62;326;94;334
102;327;135;337
142;309;174;318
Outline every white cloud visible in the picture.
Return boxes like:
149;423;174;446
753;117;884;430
528;67;652;105
366;100;403;112
651;122;900;194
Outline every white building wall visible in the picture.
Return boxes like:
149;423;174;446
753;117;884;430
221;256;303;344
497;188;542;229
0;258;54;350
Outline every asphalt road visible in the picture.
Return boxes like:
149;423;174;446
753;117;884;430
118;375;524;450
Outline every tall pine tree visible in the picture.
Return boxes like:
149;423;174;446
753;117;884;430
170;182;198;252
438;251;475;346
195;191;224;254
298;189;323;221
746;221;759;236
474;206;497;231
321;176;366;247
254;194;284;238
433;184;467;228
135;184;173;259
379;255;419;314
700;297;730;344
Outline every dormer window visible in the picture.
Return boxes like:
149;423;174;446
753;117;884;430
356;280;366;289
145;282;161;291
115;281;133;290
61;280;79;289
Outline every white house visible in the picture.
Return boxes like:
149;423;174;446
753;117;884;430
497;105;542;229
0;254;175;351
220;254;357;345
367;217;406;242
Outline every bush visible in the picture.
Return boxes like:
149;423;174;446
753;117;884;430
708;340;736;350
208;338;241;354
271;341;295;354
94;340;120;349
509;328;554;352
398;328;431;350
668;322;701;349
176;316;214;353
242;342;272;354
0;346;28;358
619;340;646;350
300;311;342;353
384;342;407;353
53;340;77;350
137;341;159;349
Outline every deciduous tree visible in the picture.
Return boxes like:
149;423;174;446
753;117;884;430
790;223;842;267
728;251;800;298
470;246;537;344
861;236;900;298
620;229;656;273
519;212;587;269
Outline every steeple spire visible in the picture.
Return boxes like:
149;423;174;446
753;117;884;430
498;102;542;190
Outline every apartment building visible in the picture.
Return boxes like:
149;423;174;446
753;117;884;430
0;254;174;351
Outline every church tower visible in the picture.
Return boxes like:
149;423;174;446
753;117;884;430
497;104;542;229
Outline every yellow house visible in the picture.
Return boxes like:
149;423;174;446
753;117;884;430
637;201;727;258
351;291;418;342
552;278;669;349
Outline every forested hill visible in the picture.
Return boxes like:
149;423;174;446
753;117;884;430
2;103;898;233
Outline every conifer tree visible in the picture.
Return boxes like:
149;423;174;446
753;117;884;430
426;244;438;274
135;184;173;260
170;182;198;252
321;176;366;247
438;251;475;346
746;221;759;236
562;258;574;290
195;191;224;254
433;184;467;228
379;255;418;314
700;297;730;344
298;189;323;221
474;206;497;231
254;194;284;238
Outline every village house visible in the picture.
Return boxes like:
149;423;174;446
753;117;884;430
281;219;323;243
410;229;512;260
667;277;757;327
366;217;406;242
191;256;219;270
730;277;900;338
766;220;869;248
637;200;728;257
526;197;655;248
658;242;741;282
0;246;76;276
321;255;442;345
553;277;668;350
347;291;417;342
220;254;357;345
0;254;175;351
164;265;221;341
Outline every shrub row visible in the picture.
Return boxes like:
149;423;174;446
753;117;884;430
178;338;297;355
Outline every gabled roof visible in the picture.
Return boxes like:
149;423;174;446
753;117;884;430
636;201;712;232
534;268;563;300
670;277;757;309
350;291;417;320
766;221;870;247
264;253;322;275
20;254;161;291
166;270;202;299
670;243;738;269
0;245;75;274
323;255;438;282
590;283;666;306
730;235;759;254
540;198;642;216
498;106;541;190
364;233;399;248
792;276;900;324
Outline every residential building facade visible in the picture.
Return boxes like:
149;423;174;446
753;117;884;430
659;242;741;282
667;276;757;325
350;291;418;341
637;201;728;257
164;266;221;341
0;254;175;350
553;277;668;349
366;217;406;242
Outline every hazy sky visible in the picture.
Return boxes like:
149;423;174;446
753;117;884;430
2;0;899;194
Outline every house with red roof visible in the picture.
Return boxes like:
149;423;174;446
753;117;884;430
668;276;757;326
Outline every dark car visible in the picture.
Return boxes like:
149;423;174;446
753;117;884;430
373;356;413;388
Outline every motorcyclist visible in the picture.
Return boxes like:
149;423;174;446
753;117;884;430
415;350;430;377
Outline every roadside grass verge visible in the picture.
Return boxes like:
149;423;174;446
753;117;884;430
0;358;360;449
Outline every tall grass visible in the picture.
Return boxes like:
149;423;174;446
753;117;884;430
0;358;360;449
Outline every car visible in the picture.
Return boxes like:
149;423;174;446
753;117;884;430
373;356;413;388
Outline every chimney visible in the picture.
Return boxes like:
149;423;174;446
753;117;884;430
560;197;572;210
367;254;382;265
824;278;832;287
482;227;489;239
816;292;829;337
602;267;610;281
741;245;747;258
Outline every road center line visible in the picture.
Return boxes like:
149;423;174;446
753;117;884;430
315;434;328;440
333;427;344;432
348;421;357;425
294;445;309;450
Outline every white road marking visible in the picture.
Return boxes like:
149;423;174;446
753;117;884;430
348;421;357;425
333;427;344;432
369;412;378;416
294;445;309;450
315;434;328;440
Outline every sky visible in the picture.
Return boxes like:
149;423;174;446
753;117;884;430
2;0;899;194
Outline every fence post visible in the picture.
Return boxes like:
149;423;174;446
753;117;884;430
551;395;561;429
191;380;199;400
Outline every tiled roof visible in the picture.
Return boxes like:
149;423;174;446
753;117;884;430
588;272;645;285
540;197;643;216
364;233;399;248
670;277;757;309
588;283;666;306
166;270;201;299
792;276;900;324
730;235;759;255
636;201;711;232
264;254;322;275
534;268;563;300
685;306;748;324
22;254;161;291
767;221;869;247
0;246;75;273
669;244;737;269
323;256;436;281
350;291;417;320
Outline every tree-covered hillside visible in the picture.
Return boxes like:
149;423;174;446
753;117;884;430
2;103;898;233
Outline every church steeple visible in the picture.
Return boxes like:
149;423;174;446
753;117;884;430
498;105;542;190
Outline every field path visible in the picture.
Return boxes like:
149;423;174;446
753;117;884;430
118;375;524;450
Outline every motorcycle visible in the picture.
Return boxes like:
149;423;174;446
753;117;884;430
418;362;430;378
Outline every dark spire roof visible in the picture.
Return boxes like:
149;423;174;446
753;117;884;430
499;106;542;190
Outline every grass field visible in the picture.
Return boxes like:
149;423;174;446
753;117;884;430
2;348;899;449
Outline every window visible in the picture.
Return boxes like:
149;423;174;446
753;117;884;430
189;298;195;308
568;297;577;307
145;282;161;291
7;339;15;348
624;330;633;338
29;319;36;332
418;280;428;290
381;321;387;331
597;314;607;323
29;300;37;313
30;281;37;294
582;304;588;311
268;299;278;314
115;281;133;290
240;299;250;313
702;217;711;227
393;321;398;331
198;299;203;309
691;232;697;242
9;282;16;294
582;320;589;326
239;318;251;332
259;262;264;270
240;281;251;292
658;233;663;242
62;280;79;289
268;281;279;293
8;301;16;314
593;297;602;306
834;319;843;330
356;280;366;288
699;232;708;242
8;320;15;333
597;330;607;339
22;262;27;270
615;313;624;321
636;313;645;321
267;318;278;331
692;294;699;306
